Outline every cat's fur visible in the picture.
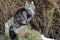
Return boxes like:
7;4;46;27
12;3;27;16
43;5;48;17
9;26;18;40
9;1;35;40
14;1;35;26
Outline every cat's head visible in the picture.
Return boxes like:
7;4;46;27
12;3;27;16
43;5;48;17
25;1;35;11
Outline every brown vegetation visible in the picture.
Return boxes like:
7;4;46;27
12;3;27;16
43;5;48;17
0;0;60;40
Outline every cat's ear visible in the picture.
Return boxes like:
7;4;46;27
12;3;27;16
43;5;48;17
31;1;34;4
26;1;28;5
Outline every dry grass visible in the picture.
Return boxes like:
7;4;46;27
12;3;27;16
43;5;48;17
0;0;60;40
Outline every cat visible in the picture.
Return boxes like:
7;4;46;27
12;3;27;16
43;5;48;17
9;1;35;40
14;1;35;27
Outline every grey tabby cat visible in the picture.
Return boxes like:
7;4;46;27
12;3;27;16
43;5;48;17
9;1;35;40
14;1;35;26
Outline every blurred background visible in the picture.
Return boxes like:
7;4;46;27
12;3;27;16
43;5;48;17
0;0;60;40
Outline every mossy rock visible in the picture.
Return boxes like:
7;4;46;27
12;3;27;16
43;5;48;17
18;30;42;40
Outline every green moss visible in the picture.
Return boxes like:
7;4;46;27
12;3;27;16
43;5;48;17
18;30;42;40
